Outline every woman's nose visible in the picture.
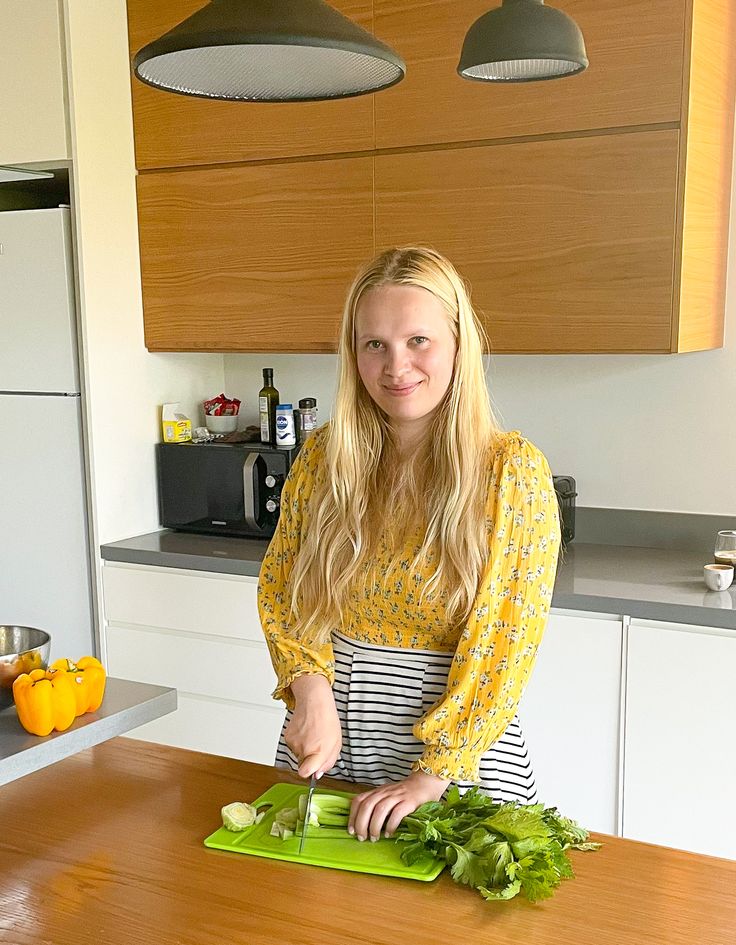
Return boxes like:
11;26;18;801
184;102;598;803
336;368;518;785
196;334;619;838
383;347;410;378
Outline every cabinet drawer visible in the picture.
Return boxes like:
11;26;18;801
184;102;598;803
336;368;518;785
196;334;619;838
106;624;277;707
102;562;261;641
124;693;286;766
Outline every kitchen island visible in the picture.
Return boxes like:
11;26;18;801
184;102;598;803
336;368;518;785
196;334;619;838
1;739;733;945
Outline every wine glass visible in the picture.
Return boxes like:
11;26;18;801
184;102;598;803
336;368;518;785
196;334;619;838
714;530;736;566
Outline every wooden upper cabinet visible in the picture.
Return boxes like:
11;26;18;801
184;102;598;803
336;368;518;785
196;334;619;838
137;157;373;352
131;0;735;354
126;0;375;168
374;0;687;150
375;132;679;353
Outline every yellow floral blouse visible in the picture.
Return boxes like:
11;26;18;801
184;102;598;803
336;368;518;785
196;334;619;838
258;425;561;782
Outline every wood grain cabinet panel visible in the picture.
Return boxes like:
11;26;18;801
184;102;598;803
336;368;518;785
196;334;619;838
137;157;373;352
374;0;686;150
375;131;679;353
126;0;375;168
129;0;734;354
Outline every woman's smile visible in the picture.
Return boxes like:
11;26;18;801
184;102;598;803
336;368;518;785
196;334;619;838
383;381;422;396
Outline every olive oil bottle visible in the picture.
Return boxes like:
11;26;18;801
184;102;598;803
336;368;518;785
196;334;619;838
259;368;280;445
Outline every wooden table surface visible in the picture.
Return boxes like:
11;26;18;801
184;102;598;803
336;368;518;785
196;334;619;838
1;739;734;945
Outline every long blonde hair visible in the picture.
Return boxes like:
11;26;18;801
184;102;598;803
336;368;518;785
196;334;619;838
289;247;503;644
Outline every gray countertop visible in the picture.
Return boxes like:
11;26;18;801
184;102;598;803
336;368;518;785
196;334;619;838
0;677;177;786
101;529;736;632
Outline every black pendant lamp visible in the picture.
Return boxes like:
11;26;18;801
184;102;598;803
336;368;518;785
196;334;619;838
458;0;588;83
133;0;406;102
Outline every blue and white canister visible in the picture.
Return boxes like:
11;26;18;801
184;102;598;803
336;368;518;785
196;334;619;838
275;404;296;448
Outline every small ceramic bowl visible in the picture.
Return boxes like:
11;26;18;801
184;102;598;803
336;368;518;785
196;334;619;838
204;414;238;434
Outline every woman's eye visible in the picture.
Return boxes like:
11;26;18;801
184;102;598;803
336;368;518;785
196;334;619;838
412;336;429;345
367;340;383;350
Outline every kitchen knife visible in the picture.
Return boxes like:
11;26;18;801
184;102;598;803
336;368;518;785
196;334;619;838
298;774;317;854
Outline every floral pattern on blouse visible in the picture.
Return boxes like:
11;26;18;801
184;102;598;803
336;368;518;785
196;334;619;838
257;424;561;782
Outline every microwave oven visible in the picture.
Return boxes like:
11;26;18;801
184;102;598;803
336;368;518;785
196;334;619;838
156;441;300;540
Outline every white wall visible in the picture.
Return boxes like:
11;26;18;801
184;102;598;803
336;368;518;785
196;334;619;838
62;0;224;548
224;129;736;517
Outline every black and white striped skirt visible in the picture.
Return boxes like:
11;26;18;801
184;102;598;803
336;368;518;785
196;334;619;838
275;630;537;803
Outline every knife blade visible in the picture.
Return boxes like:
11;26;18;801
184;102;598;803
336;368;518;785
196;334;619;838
298;774;317;854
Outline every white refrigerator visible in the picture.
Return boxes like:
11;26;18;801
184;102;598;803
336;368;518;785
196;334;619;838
0;207;95;659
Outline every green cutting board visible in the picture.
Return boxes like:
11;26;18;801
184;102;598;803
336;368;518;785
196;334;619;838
203;783;445;882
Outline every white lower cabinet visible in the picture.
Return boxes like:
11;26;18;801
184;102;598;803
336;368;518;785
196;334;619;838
623;618;736;860
125;693;285;766
102;562;285;765
520;610;623;835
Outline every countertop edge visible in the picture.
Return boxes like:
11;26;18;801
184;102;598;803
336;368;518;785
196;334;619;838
0;678;177;787
100;531;736;631
101;544;261;577
550;593;736;632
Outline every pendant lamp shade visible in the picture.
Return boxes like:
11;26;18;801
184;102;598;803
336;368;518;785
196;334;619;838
133;0;406;102
458;0;588;83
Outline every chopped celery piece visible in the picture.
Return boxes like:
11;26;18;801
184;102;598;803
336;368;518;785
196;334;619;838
221;802;257;832
275;806;298;829
269;805;298;840
297;793;351;828
270;821;295;840
296;824;351;840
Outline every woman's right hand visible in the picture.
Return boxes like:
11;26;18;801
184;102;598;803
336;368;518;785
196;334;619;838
285;674;342;779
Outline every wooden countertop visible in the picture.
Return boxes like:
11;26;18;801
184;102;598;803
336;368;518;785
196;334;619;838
1;739;733;945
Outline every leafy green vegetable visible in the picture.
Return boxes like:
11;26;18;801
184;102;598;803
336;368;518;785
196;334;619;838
395;787;601;904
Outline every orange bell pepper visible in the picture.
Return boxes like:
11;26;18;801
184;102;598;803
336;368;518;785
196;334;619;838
13;668;77;737
50;656;107;716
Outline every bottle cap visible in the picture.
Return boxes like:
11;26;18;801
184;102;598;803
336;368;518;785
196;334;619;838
299;398;317;408
277;403;293;409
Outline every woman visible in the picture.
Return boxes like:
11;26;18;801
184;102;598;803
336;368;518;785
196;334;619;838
258;246;560;843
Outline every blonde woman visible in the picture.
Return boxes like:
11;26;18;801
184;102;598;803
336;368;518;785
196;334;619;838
258;247;561;843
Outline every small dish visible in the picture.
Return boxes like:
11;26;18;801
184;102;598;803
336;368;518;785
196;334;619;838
205;414;238;434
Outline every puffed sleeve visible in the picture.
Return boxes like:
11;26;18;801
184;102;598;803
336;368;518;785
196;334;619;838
412;433;561;782
257;427;335;710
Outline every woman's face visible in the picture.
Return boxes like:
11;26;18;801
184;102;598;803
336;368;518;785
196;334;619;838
355;284;457;443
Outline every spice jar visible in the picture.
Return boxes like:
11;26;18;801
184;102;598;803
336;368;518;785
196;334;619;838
297;398;318;440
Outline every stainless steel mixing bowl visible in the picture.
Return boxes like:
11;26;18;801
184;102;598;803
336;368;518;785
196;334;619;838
0;626;51;710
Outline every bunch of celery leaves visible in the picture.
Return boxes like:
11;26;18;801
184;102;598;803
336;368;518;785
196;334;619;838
397;786;601;903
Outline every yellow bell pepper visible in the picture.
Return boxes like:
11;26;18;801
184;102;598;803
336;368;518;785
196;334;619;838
50;656;107;716
13;668;77;737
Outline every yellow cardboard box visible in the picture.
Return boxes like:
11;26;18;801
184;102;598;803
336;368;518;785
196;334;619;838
161;403;192;443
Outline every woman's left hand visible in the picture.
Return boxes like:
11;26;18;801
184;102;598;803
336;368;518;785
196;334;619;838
348;771;450;842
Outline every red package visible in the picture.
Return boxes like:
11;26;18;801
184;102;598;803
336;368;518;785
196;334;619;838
203;393;241;417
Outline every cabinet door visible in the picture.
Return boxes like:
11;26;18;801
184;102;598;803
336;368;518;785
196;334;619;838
0;0;68;163
624;619;736;860
123;695;285;766
137;156;374;352
374;0;685;150
520;611;623;834
375;130;678;353
102;563;287;766
126;0;375;168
